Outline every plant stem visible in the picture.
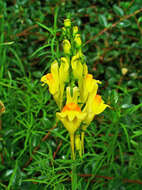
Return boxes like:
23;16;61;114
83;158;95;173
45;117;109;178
81;131;85;154
71;162;77;190
70;133;77;189
70;133;75;160
0;117;4;164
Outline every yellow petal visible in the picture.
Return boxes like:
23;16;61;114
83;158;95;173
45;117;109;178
58;57;70;109
41;73;55;94
73;26;78;35
41;60;62;108
64;19;71;27
95;103;108;115
56;103;86;135
77;112;86;120
80;74;100;104
71;54;83;79
51;60;59;83
63;39;71;54
41;74;50;85
66;86;79;104
50;60;60;95
59;57;69;82
74;34;82;47
83;64;88;77
83;94;109;125
67;111;76;121
93;95;109;114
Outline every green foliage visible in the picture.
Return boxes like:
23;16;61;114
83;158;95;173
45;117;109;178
0;0;142;189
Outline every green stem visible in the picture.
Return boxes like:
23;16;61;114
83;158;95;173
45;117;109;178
71;162;77;190
70;133;77;189
70;133;75;160
81;131;85;154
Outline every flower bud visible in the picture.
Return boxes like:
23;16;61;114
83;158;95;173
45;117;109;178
73;26;78;35
63;39;71;54
71;53;83;80
64;19;71;27
74;34;82;47
62;27;66;35
60;57;69;82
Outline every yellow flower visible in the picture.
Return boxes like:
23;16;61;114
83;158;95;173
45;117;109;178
81;94;109;154
41;73;53;89
71;53;83;80
74;34;82;47
41;60;59;93
59;57;69;83
64;19;71;27
59;57;70;109
57;103;86;134
56;102;86;159
41;60;60;107
41;58;70;110
83;94;109;126
63;39;71;54
80;74;101;104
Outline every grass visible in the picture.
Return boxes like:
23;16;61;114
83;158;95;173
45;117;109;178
0;0;142;189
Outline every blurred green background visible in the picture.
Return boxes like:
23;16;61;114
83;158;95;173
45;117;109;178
0;0;142;189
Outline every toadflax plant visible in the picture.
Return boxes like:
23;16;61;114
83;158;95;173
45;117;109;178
41;18;109;160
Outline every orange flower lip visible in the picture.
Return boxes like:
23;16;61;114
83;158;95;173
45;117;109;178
94;94;102;104
62;103;81;112
46;73;53;81
86;74;93;79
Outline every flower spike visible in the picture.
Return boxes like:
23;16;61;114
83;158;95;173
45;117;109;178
41;18;109;159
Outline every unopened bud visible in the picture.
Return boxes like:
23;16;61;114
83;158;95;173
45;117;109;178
64;19;71;27
71;53;83;80
63;39;71;54
121;68;128;75
74;34;82;47
60;57;69;82
62;27;66;35
73;26;78;35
